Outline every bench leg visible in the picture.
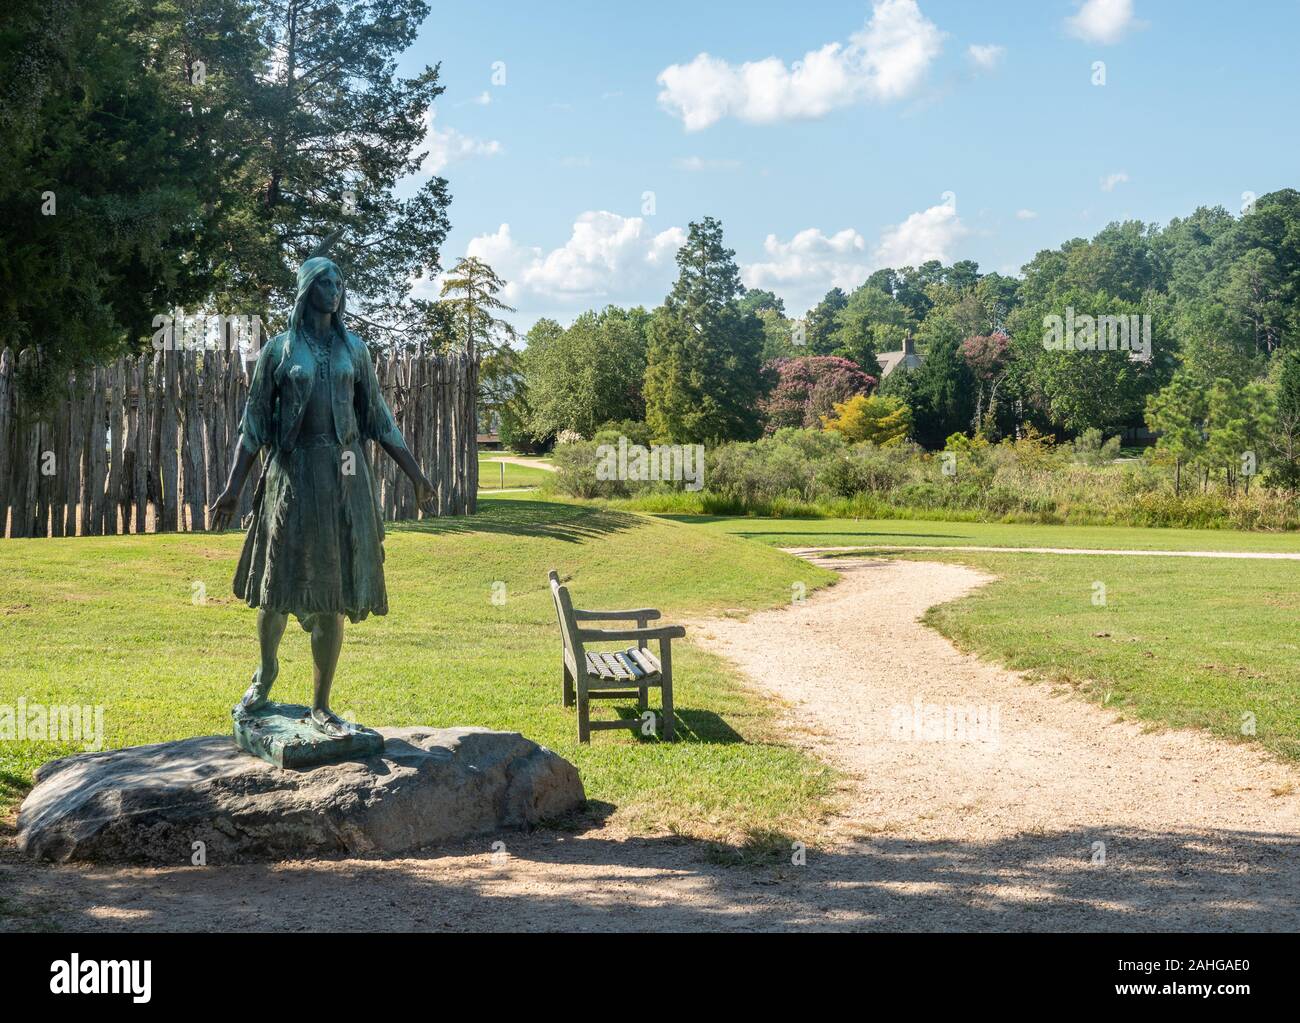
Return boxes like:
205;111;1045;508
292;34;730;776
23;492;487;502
576;676;591;743
563;663;575;708
636;632;648;713
660;642;675;741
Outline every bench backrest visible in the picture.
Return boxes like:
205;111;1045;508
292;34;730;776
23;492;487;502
548;570;582;677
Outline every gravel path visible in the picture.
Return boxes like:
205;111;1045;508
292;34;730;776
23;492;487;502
3;554;1297;932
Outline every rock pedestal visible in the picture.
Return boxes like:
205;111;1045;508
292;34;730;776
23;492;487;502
17;727;585;863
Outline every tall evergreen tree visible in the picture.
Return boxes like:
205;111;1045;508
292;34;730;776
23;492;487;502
644;217;765;443
0;0;264;389
803;287;848;354
907;332;975;448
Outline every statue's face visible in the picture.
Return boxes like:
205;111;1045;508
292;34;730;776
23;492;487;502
308;269;342;315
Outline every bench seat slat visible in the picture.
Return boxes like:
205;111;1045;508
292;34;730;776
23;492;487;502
628;647;660;675
586;648;660;682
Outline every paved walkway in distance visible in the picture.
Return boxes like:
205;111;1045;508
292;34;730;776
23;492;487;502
483;456;556;472
783;544;1300;560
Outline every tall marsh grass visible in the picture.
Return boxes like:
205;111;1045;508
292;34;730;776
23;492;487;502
545;428;1300;531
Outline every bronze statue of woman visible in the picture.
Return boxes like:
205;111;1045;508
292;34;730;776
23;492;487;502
210;256;436;738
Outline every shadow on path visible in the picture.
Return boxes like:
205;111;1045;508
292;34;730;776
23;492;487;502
3;823;1295;932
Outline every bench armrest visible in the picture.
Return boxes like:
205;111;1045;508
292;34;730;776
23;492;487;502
576;625;685;643
573;607;662;622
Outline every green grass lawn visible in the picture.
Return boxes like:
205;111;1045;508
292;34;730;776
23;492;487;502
671;513;1300;554
819;546;1300;763
477;455;552;490
5;491;1295;852
0;497;836;844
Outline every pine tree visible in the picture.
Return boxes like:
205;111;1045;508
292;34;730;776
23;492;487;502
438;256;517;424
644;217;765;443
438;257;515;361
1145;370;1208;496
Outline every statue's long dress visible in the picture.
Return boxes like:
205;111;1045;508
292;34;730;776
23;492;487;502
232;327;401;631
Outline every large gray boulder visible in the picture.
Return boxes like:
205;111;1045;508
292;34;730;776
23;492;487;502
18;727;585;863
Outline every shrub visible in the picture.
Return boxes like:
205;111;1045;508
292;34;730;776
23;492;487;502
594;419;655;447
1073;428;1122;465
822;394;912;445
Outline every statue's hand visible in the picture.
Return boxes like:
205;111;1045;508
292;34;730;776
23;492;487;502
209;487;241;532
416;478;437;516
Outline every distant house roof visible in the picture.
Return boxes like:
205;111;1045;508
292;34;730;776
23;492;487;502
877;334;923;377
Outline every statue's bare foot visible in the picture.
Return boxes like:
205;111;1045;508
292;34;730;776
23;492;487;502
309;707;353;738
239;661;277;712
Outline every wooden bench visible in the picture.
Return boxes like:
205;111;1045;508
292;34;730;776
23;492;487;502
548;570;685;742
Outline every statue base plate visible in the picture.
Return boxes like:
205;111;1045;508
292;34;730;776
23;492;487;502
232;701;384;769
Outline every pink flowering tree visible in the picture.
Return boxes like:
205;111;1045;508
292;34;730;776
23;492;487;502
759;356;877;434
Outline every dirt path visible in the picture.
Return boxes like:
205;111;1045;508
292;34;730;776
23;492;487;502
3;555;1298;932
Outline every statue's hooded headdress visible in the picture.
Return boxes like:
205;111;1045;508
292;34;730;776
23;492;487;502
285;256;347;363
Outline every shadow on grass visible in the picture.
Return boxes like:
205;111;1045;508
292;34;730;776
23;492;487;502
7;824;1298;932
0;771;31;808
604;708;746;745
392;499;641;544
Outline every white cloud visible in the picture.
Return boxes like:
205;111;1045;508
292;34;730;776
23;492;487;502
420;106;502;175
1066;0;1139;45
471;91;491;106
675;156;742;172
742;201;968;313
451;213;687;308
1101;171;1129;192
656;0;943;131
1015;208;1038;220
968;44;1005;70
744;228;873;296
875;201;968;267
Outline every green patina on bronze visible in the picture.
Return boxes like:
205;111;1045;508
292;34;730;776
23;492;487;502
232;701;384;769
211;253;439;765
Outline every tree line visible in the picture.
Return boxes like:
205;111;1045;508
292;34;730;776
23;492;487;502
500;192;1300;495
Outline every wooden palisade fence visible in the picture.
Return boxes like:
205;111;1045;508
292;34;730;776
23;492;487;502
0;345;478;539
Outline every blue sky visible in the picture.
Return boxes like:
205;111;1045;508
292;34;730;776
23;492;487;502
400;0;1300;327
